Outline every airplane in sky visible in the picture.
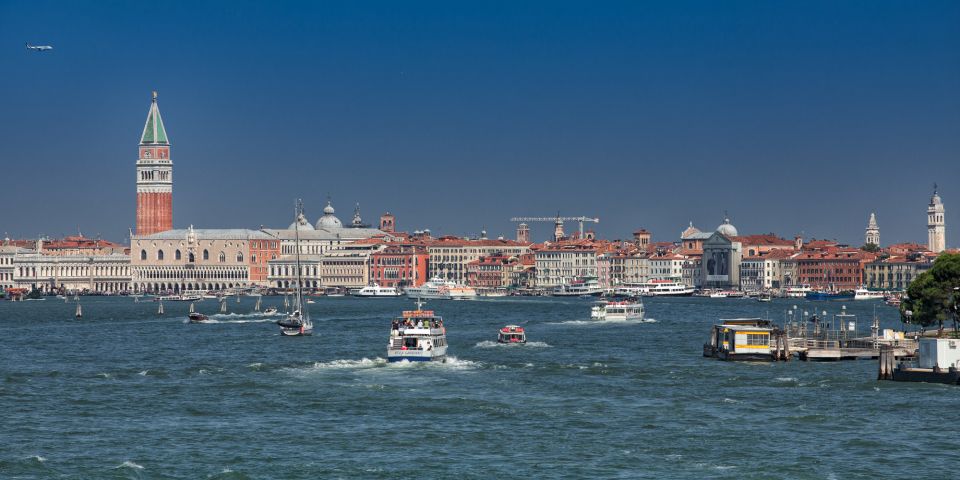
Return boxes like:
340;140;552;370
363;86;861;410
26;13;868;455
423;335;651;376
25;43;53;52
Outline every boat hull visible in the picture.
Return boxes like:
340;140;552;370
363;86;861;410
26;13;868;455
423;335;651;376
805;292;855;301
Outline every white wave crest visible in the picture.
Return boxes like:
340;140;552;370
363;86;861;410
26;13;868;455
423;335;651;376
311;358;387;370
138;370;149;376
115;460;144;470
775;377;798;383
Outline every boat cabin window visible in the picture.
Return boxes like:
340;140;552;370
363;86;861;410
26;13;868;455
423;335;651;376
745;333;768;346
403;337;419;349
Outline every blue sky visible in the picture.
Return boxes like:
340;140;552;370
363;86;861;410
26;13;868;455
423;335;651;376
1;0;958;246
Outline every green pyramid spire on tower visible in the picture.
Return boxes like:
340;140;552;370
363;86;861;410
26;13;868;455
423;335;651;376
140;91;169;145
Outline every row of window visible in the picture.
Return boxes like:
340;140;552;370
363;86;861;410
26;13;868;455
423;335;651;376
140;249;246;263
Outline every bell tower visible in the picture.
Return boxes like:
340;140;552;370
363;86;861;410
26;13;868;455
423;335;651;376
136;91;173;236
928;184;945;253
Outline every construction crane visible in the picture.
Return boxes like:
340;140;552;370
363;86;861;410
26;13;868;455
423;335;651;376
510;215;599;238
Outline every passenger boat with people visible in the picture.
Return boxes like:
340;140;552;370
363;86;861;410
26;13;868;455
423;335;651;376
404;277;477;300
353;283;402;297
784;284;813;298
591;300;646;321
497;325;527;344
387;299;448;362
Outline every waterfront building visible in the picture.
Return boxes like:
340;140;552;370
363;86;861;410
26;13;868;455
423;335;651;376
681;257;701;288
700;217;743;289
648;252;685;282
738;249;791;291
0;245;32;290
533;241;602;288
131;227;278;292
267;241;381;289
735;234;796;257
465;254;519;289
369;244;429;288
864;253;935;291
793;249;875;291
261;199;389;256
136;92;173;236
865;213;880;246
623;254;650;284
928;186;946;253
427;238;530;285
12;252;131;293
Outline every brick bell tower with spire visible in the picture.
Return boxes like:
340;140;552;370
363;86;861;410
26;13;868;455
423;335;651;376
136;91;173;235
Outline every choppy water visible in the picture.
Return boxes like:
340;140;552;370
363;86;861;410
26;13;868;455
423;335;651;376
1;296;955;479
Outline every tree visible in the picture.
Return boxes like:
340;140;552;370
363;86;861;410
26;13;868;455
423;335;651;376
900;254;960;336
861;243;880;253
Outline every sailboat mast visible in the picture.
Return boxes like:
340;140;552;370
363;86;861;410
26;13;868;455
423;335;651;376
294;200;305;316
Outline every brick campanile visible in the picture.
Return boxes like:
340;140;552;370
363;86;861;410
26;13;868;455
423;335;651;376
136;91;173;236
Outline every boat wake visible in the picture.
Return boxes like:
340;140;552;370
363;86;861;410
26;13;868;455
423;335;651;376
114;460;144;470
474;340;552;348
299;356;481;372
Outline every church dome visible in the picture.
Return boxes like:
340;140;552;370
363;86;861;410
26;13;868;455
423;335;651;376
716;216;738;237
316;199;343;228
289;212;315;231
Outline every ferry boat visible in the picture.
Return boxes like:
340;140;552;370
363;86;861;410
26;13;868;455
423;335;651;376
644;280;695;296
552;277;603;297
497;325;527;344
157;293;203;302
405;277;477;300
387;300;448;362
590;300;646;321
805;290;855;301
854;288;885;301
784;284;812;298
354;283;402;297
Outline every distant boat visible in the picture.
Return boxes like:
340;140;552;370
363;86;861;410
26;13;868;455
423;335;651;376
806;291;855;301
854;288;885;301
498;325;527;344
188;302;209;323
354;283;402;297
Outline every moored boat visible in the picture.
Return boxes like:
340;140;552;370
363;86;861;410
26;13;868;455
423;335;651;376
387;300;448;362
405;277;477;300
805;290;855;301
552;277;603;297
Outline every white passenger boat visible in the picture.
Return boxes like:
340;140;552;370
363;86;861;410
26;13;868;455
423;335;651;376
591;300;646;321
552;277;603;297
387;300;448;362
354;283;402;297
784;285;812;298
158;293;203;302
405;277;477;300
854;288;885;300
644;280;695;296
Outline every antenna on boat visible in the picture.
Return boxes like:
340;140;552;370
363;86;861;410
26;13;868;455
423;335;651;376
415;296;425;311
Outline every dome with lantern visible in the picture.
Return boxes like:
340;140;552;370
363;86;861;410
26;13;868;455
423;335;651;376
315;199;343;229
716;215;738;237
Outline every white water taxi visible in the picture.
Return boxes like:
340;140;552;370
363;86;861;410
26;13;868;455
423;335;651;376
591;300;646;321
854;288;885;300
388;301;448;362
497;325;527;344
405;277;477;300
354;283;402;297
